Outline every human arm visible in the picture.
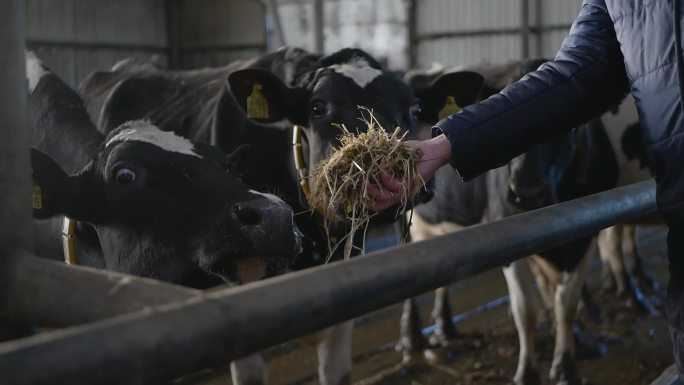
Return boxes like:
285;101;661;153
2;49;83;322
367;0;629;211
441;0;629;180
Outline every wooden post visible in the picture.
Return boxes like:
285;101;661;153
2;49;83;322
0;0;32;254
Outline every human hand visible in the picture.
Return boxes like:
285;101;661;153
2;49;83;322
366;134;453;212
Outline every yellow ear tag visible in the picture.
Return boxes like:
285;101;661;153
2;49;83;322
32;184;43;209
246;83;269;120
438;95;461;121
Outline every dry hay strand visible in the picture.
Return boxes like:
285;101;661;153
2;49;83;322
307;109;424;262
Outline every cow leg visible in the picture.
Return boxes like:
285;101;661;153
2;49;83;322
623;224;655;290
578;284;604;324
317;321;353;385
397;298;428;362
599;225;652;312
230;354;267;385
598;226;626;295
528;258;555;326
548;243;593;385
503;259;541;385
396;213;449;360
429;286;458;346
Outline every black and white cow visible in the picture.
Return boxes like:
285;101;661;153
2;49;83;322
401;59;619;385
27;51;301;289
597;118;663;311
76;47;419;385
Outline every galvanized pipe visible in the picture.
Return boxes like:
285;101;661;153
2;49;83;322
0;181;657;385
0;0;32;253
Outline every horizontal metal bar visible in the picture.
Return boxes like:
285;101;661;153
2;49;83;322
0;180;657;385
0;251;201;327
415;24;571;41
26;39;167;53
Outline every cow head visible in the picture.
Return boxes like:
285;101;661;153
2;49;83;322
621;121;651;171
228;49;417;187
406;68;484;131
502;133;577;213
31;121;301;287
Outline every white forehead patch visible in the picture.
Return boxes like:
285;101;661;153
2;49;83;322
327;58;382;88
111;58;135;71
249;190;286;206
105;121;200;158
25;51;48;94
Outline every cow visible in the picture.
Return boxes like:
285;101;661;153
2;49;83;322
596;118;663;311
26;51;301;289
76;47;421;385
400;58;619;385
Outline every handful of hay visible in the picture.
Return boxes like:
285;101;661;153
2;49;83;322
307;112;424;261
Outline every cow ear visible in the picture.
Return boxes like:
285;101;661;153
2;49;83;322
413;71;484;124
228;69;308;125
30;148;100;222
223;144;251;179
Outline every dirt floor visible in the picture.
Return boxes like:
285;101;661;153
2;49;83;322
184;225;673;385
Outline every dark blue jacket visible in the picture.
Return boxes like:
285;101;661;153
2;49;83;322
436;0;684;369
437;0;684;224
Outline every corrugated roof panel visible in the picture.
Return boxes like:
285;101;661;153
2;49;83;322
540;0;582;26
416;34;522;68
417;0;523;35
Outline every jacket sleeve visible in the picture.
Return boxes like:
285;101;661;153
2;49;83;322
436;0;630;180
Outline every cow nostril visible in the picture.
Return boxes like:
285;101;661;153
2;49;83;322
234;205;262;226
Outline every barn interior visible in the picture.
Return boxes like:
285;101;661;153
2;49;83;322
0;1;674;385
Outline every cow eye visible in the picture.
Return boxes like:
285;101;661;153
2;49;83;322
114;167;136;185
410;105;422;120
310;100;328;118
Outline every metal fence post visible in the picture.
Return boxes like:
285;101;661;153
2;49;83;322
521;0;530;59
0;0;32;254
312;0;324;53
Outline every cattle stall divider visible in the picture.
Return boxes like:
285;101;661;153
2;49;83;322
0;180;656;385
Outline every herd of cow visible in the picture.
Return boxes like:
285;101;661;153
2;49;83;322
22;48;658;385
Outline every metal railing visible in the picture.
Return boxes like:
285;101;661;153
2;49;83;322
0;180;656;385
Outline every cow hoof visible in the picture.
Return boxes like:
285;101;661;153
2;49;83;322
330;374;351;385
423;348;439;364
549;352;581;385
395;334;427;354
601;270;616;292
428;328;457;347
396;337;427;365
513;365;540;385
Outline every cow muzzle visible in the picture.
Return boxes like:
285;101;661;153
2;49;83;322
232;200;303;257
507;183;552;211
